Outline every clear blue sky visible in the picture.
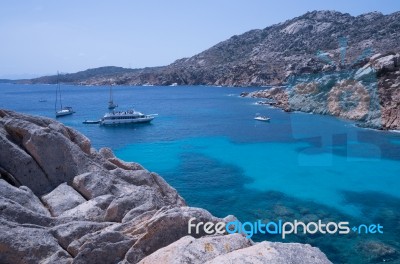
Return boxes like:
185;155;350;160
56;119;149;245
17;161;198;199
0;0;399;79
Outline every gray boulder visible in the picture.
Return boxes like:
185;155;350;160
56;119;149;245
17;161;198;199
72;171;115;199
0;110;101;195
3;117;97;190
0;196;53;226
0;220;73;264
41;182;86;217
58;194;114;221
105;186;163;222
0;126;51;195
0;179;50;216
138;234;253;264
138;234;332;264
50;221;113;250
120;206;230;263
68;231;135;263
205;241;331;264
98;147;144;170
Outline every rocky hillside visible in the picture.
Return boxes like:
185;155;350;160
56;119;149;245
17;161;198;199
21;10;400;86
245;53;400;130
0;109;331;264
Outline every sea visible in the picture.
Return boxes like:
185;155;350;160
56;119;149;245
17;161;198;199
1;83;400;263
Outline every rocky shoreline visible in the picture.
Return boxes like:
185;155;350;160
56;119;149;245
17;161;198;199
243;53;400;131
0;109;331;264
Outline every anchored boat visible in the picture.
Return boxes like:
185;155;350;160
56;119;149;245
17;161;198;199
254;113;270;122
108;86;118;110
100;109;157;126
55;72;74;117
83;120;101;124
56;106;75;117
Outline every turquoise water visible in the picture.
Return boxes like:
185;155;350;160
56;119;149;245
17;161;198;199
117;136;400;217
1;84;400;263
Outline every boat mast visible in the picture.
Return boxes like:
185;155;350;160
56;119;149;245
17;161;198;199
55;72;58;112
58;72;63;109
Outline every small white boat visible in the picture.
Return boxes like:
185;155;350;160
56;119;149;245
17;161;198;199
83;119;100;124
254;114;270;122
100;109;157;126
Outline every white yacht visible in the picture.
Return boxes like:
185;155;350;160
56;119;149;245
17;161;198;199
100;109;156;125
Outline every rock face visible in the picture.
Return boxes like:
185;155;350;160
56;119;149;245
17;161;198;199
138;234;253;264
139;234;331;264
205;240;331;264
0;110;333;263
247;53;400;130
41;182;87;217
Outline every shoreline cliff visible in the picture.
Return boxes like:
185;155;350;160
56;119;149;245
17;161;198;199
243;53;400;131
0;109;331;264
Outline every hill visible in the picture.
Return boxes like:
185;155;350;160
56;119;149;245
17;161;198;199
21;10;400;86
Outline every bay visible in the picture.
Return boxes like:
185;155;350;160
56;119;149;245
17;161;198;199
1;83;400;263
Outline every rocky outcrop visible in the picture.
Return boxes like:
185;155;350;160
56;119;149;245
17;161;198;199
138;234;253;264
41;182;87;217
205;240;331;264
139;234;331;264
247;87;290;111
378;62;400;130
0;220;72;264
0;110;333;263
246;53;400;130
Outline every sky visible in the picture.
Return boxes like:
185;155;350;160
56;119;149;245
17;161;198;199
0;0;399;79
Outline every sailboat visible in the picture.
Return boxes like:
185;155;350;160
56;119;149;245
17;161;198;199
55;72;75;117
108;86;118;110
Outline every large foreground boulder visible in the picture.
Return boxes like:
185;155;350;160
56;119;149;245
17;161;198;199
139;234;331;264
205;240;331;264
41;182;87;217
138;234;253;264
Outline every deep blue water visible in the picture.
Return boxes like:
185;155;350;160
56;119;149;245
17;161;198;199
1;84;400;263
